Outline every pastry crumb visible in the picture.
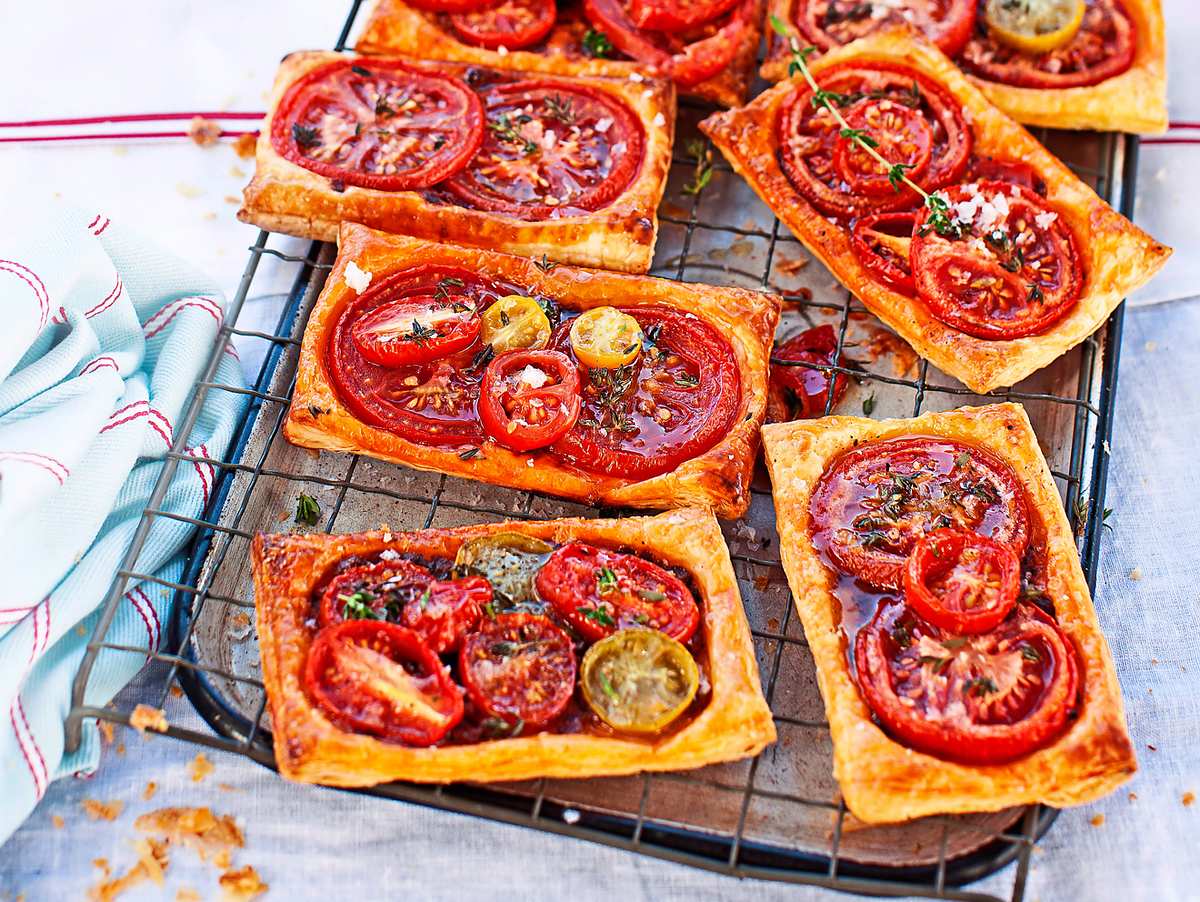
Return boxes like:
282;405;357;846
232;132;258;159
1129;567;1143;581
98;721;115;745
143;782;158;801
1089;814;1104;827
775;255;809;275
116;742;126;756
87;838;169;901
189;753;215;783
1184;792;1195;807
229;166;246;179
175;182;204;199
129;704;169;734
136;807;244;864
52;814;65;829
188;116;222;147
169;684;184;699
1128;792;1138;802
83;798;125;821
343;260;373;293
177;889;202;902
219;865;269;901
224;195;241;204
92;858;111;878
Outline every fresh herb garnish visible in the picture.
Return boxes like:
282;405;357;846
374;97;395;117
351;65;373;77
295;492;321;526
291;123;320;149
1021;645;1042;662
403;319;440;346
954;451;972;469
469;344;495;373
674;373;699;387
632;612;651;625
682;138;713;196
583;364;637;433
638;589;666;602
964;676;998;696
433;276;465;301
543;94;575;125
489;112;538;155
596;566;618;594
339;590;379;621
862;392;876;416
533;253;558;273
918;655;953;674
481;716;524;737
598;671;619;701
577;605;616;628
1028;283;1045;303
582;27;613;58
891;623;911;648
458;446;481;461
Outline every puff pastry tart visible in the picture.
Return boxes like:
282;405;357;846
356;0;766;108
252;508;776;785
701;29;1169;394
760;0;1166;133
237;50;674;273
761;402;1135;823
284;223;780;518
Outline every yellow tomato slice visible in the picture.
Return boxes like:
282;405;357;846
454;532;554;605
569;307;643;370
984;0;1086;54
580;628;700;734
480;295;551;354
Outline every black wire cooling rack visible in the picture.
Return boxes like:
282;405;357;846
65;2;1137;898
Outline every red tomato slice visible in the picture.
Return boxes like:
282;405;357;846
809;436;1030;591
911;181;1082;340
400;576;491;654
968;156;1046;195
350;293;481;367
535;542;700;643
449;0;557;49
548;306;741;480
778;63;972;220
961;0;1135;89
406;0;496;11
479;349;582;452
459;613;576;728
305;620;464;746
855;599;1080;764
833;99;934;197
629;0;741;32
850;211;918;295
795;0;976;57
445;79;644;220
769;325;849;420
272;58;484;192
903;528;1021;634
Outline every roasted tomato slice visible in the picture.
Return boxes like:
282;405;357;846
272;58;484;192
778;63;972;219
911;181;1082;339
535;541;700;643
793;0;977;57
350;293;481;367
479;349;582;452
305;620;464;746
329;265;497;446
629;0;741;32
983;0;1085;53
968;156;1046;195
960;0;1135;89
454;532;554;608
855;599;1080;764
406;0;493;12
445;79;644;220
449;0;558;49
580;629;700;734
569;306;644;370
479;294;552;354
768;324;848;421
809;436;1030;591
549;306;740;480
903;528;1021;634
851;211;918;295
584;0;757;87
459;613;576;729
833;99;934;197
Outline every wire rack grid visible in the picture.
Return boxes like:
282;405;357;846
65;2;1136;899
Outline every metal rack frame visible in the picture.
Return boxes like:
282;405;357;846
65;2;1136;898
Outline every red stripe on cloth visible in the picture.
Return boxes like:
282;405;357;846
186;445;212;508
0;451;70;485
15;698;48;792
143;297;222;338
80;356;119;376
133;588;161;650
84;277;122;318
125;590;157;655
94;218;110;237
0;260;50;331
87;214;101;229
1141;137;1200;146
9;599;52;795
9;705;45;797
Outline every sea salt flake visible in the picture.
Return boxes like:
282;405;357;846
343;260;373;293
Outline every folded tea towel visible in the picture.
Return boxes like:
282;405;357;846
0;198;246;842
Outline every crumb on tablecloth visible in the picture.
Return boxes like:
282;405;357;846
189;753;215;783
219;865;269;901
129;704;169;733
143;782;158;801
189;117;222;147
82;799;125;822
87;838;169;901
1090;814;1105;827
232;132;258;159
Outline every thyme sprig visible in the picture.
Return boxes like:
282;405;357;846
682;138;713;196
489;112;538;155
543;94;575;125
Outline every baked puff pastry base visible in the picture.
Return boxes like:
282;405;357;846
238;50;675;274
761;403;1136;824
702;29;1171;394
253;508;777;786
355;0;765;109
759;0;1166;134
284;223;781;519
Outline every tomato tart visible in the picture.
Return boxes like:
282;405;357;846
761;402;1135;823
701;29;1169;393
283;223;779;518
252;508;776;785
760;1;1166;134
355;0;766;108
237;51;674;274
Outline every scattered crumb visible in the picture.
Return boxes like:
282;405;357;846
219;865;268;901
116;742;126;756
143;782;158;801
1144;340;1157;352
136;807;244;864
218;783;238;793
189;753;215;783
775;255;810;276
1184;792;1195;807
1128;792;1138;802
93;858;111;878
130;705;169;733
83;799;125;821
175;182;204;199
1089;814;1104;827
224;195;241;204
753;574;771;591
170;684;184;699
202;211;218;221
98;721;115;745
87;838;169;901
229;165;246;179
1129;567;1143;581
52;814;65;829
188;116;222;147
177;890;202;902
232;132;258;159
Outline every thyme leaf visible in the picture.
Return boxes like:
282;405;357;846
295;492;321;526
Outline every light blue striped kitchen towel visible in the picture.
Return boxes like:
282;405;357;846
0;199;246;842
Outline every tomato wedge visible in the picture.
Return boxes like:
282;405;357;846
449;0;557;49
769;324;848;420
629;0;741;32
850;211;918;295
272;58;484;192
809;437;1030;591
351;293;481;367
911;181;1082;339
535;541;700;643
903;528;1021;634
833;99;934;197
479;349;581;452
305;620;464;746
459;613;576;729
580;629;700;734
855;599;1080;764
445;79;644;220
793;0;977;57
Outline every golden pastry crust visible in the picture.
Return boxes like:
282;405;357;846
702;29;1171;394
355;0;765;108
761;403;1136;824
253;508;777;786
284;223;781;519
237;50;675;274
760;0;1166;133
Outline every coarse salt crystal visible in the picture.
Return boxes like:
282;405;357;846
652;112;666;128
497;45;509;56
1035;210;1059;229
543;129;557;149
344;260;373;293
629;72;644;82
595;117;613;132
519;365;550;388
